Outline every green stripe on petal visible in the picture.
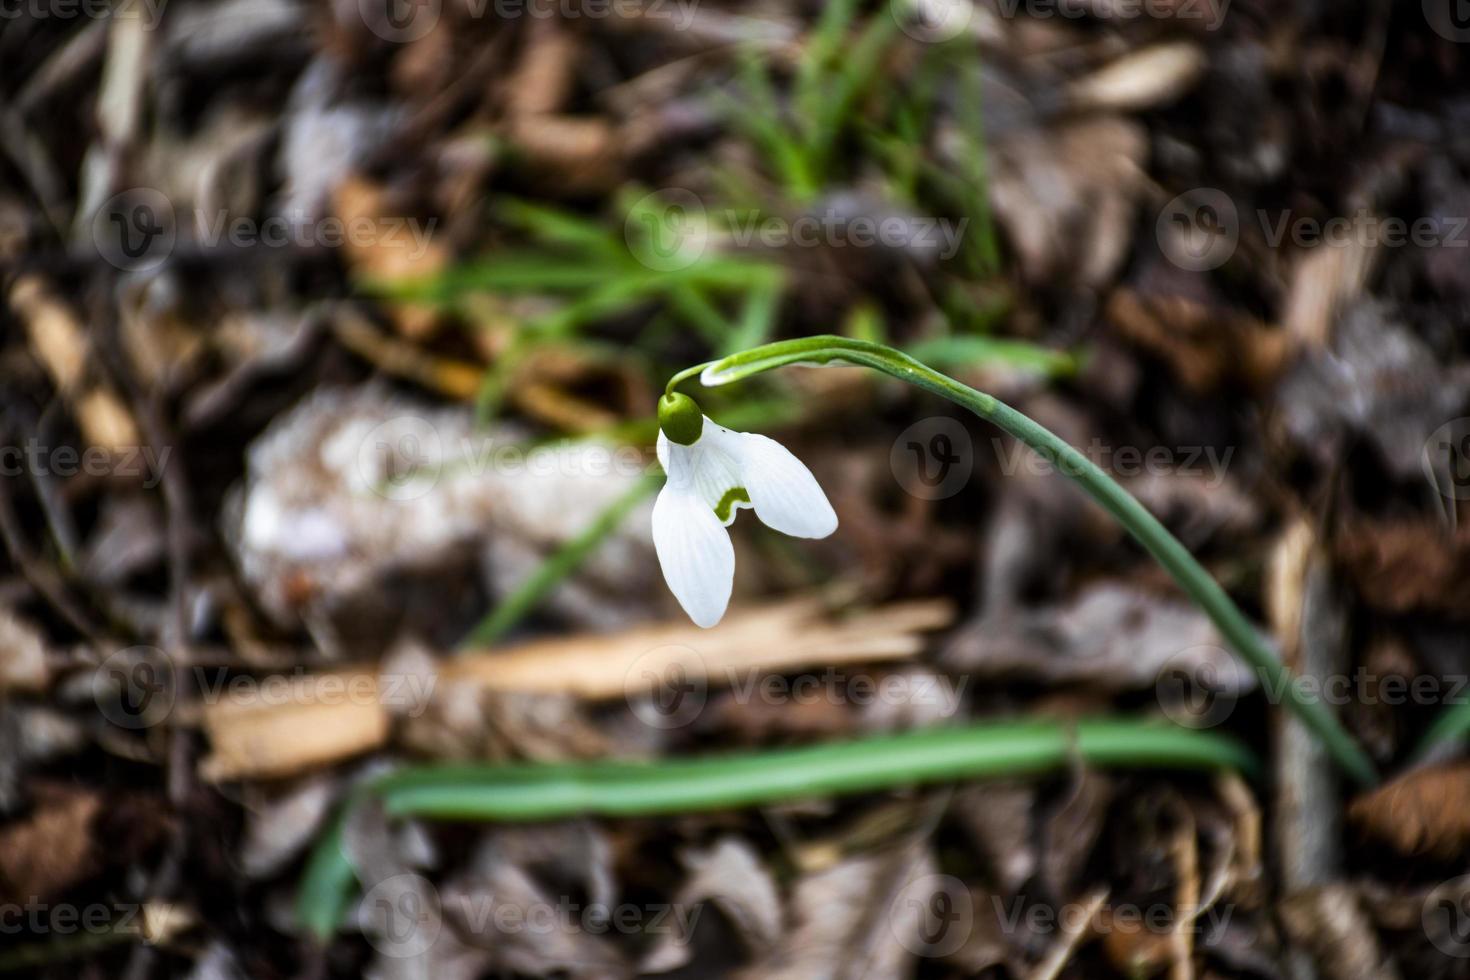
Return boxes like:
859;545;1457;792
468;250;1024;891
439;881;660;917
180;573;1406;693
714;487;750;523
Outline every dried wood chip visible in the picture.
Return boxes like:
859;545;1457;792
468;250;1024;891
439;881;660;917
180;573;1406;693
199;670;392;781
198;598;951;779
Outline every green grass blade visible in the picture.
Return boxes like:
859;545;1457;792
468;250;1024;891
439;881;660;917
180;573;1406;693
297;718;1255;940
461;472;662;647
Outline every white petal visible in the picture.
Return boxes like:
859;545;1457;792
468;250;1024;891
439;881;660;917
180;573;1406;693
651;483;734;628
731;432;838;538
662;421;749;526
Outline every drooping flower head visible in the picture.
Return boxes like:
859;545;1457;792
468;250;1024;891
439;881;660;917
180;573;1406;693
653;392;837;627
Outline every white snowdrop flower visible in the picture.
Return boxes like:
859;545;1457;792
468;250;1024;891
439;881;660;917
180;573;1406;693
652;392;838;627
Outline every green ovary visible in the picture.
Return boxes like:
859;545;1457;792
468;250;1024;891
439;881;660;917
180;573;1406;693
714;487;751;522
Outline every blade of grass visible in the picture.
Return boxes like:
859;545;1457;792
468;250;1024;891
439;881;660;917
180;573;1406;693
1411;699;1470;762
298;718;1256;940
496;199;625;257
805;12;899;180
727;273;784;354
905;335;1078;378
461;471;662;646
667;281;737;347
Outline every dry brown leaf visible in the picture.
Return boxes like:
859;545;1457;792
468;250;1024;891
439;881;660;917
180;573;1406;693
240;776;337;878
942;583;1256;694
505;17;578;116
1041;771;1113;901
1278;300;1470;480
954;782;1038;895
983;116;1147;288
441;823;625;979
333;176;450;340
1279;885;1401;980
330;307;483;400
504;115;623;196
640;837;782;973
1348;762;1470;859
0;610;51;692
1107;287;1290;392
10;277;141;451
0;784;100;902
1281;230;1378;350
732;846;936;980
1333;520;1470;618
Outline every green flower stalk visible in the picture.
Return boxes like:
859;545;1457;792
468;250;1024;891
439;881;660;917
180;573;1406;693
660;336;1377;787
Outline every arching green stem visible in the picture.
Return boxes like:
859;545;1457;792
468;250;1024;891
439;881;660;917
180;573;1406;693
684;336;1378;787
